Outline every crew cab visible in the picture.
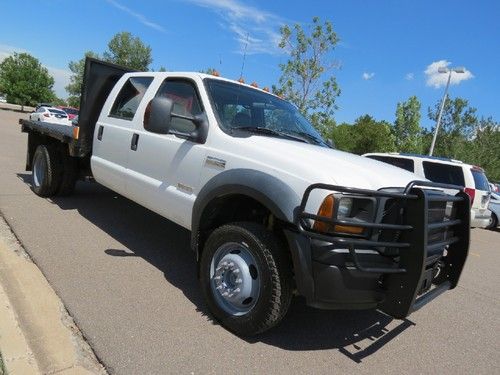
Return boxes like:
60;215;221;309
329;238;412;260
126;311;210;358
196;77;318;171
19;58;470;336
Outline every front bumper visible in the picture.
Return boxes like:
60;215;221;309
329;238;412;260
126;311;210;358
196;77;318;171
287;180;470;319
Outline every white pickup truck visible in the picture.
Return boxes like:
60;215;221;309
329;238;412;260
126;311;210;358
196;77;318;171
20;58;470;336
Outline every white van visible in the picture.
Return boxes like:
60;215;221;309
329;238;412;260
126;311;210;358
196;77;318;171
363;153;491;228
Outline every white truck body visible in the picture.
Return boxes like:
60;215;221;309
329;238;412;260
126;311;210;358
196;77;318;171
20;58;471;336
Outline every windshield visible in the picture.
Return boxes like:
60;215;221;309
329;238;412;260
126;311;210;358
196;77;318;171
205;79;327;146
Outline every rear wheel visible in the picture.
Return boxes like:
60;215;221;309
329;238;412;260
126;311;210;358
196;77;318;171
487;213;498;230
200;222;293;336
31;145;62;197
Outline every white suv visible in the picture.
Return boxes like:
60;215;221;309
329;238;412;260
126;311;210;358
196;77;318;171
363;153;492;228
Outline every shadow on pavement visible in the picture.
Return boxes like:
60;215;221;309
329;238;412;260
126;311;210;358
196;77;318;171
18;174;416;361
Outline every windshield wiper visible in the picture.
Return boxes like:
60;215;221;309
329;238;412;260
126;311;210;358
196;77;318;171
235;127;308;143
285;130;325;145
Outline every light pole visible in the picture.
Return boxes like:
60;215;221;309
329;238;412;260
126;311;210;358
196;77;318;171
428;66;465;156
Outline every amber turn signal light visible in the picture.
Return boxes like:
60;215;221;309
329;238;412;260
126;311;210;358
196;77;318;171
313;194;335;233
313;194;364;235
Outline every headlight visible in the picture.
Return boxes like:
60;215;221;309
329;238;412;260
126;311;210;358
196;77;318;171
313;195;371;235
337;197;353;218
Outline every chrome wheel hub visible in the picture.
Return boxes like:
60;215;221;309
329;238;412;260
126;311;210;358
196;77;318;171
210;242;260;316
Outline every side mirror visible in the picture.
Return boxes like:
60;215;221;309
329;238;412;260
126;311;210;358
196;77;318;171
144;96;208;144
171;113;208;144
143;97;172;134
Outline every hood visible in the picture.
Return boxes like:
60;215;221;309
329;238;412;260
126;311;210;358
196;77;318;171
231;135;422;190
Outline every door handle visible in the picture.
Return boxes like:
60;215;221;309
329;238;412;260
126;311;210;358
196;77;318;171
131;133;139;151
97;125;104;141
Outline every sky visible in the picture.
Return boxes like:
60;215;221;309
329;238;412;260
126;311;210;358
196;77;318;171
0;0;499;126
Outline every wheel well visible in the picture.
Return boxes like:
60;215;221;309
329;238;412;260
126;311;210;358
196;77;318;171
197;194;289;257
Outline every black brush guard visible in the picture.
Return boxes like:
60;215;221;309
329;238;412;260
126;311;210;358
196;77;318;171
295;180;470;318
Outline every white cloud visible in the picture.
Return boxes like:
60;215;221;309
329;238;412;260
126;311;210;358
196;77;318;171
106;0;166;33
0;44;71;99
0;44;27;61
425;60;474;88
362;72;375;80
184;0;283;55
47;67;72;99
405;72;414;80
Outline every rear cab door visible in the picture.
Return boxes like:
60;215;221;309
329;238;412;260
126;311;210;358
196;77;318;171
91;74;154;195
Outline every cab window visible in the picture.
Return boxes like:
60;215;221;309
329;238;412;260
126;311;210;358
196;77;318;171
109;77;153;120
153;79;203;133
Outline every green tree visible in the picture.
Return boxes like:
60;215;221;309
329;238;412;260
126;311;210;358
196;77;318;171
332;115;396;154
394;95;422;153
352;115;396;154
274;17;340;137
463;117;500;180
65;51;99;108
331;122;356;152
426;96;477;158
103;31;152;71
66;33;153;106
52;97;68;106
0;52;55;109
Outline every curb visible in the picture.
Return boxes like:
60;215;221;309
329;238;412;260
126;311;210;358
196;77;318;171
0;279;39;374
0;215;107;375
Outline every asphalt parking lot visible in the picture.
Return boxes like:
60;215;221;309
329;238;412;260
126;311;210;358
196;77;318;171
0;109;499;374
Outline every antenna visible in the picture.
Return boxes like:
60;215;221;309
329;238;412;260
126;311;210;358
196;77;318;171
239;32;249;80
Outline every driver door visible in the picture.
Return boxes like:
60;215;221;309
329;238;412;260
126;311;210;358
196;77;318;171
124;78;208;229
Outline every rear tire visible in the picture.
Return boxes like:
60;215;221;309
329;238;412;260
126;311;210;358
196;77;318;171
31;144;62;197
200;222;293;336
487;213;498;230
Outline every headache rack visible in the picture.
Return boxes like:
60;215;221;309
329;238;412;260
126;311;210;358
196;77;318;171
296;180;470;318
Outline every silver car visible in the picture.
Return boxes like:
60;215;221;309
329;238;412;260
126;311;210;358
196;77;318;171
488;193;500;229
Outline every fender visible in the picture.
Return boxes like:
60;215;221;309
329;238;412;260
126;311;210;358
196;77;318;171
191;168;301;252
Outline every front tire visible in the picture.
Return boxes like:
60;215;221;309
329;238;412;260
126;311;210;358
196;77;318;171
200;222;293;336
31;144;62;197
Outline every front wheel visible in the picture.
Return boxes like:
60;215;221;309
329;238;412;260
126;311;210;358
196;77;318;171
199;222;293;336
